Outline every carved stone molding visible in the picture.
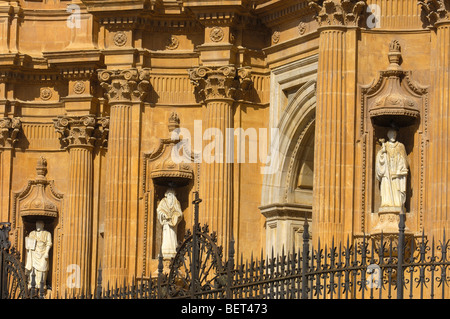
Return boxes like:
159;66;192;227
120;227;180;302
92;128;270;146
53;115;109;149
0;117;21;148
308;0;367;27
98;68;151;103
188;65;253;103
418;0;450;27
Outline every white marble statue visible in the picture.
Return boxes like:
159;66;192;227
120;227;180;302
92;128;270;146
376;129;409;213
157;189;183;259
25;220;52;288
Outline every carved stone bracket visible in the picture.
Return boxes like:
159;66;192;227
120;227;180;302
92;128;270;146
188;65;253;103
308;0;367;27
98;68;151;103
0;117;21;148
53;115;110;149
418;0;450;27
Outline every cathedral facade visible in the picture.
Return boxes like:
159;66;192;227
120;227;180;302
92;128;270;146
0;0;447;296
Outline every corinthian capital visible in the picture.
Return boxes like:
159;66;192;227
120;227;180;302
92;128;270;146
54;115;110;149
188;65;252;103
0;117;21;148
98;68;151;103
418;0;450;27
309;0;367;27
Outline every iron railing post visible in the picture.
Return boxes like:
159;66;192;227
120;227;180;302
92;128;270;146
191;191;202;299
157;248;163;299
96;265;102;299
226;237;235;299
301;218;310;299
397;212;405;299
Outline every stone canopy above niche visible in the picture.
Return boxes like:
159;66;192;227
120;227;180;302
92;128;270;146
365;40;427;128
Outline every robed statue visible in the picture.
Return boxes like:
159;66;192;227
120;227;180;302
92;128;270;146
25;220;52;289
376;129;409;213
157;189;183;259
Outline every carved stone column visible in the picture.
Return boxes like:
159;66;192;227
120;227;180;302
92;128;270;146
419;0;450;238
54;115;108;292
98;68;150;282
0;117;21;222
309;0;366;244
189;65;252;251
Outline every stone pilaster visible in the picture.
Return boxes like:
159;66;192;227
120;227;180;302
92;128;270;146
0;117;21;222
309;0;366;244
54;115;109;292
189;65;252;252
98;68;150;283
419;0;450;238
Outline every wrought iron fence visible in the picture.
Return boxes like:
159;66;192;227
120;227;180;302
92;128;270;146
4;193;450;299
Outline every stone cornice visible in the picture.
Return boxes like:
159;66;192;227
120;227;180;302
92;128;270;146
418;0;450;28
188;65;253;102
53;115;109;149
98;68;151;103
308;0;367;28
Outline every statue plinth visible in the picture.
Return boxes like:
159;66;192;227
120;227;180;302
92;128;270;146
371;209;414;258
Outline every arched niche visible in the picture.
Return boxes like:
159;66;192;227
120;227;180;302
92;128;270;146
260;80;316;256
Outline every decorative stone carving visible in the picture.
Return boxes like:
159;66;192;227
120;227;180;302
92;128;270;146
40;87;52;101
209;26;224;42
20;157;59;219
53;115;109;149
113;31;127;47
308;0;367;27
188;66;252;102
272;30;280;43
366;40;424;127
144;112;195;188
298;22;307;35
418;0;450;27
0;117;21;148
73;81;86;94
98;68;151;103
25;220;52;289
157;188;183;259
165;35;179;50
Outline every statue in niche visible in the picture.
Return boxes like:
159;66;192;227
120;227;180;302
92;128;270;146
25;220;52;289
157;188;183;259
376;128;409;213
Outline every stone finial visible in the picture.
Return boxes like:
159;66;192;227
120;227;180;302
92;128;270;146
168;112;180;133
36;156;48;180
388;40;402;70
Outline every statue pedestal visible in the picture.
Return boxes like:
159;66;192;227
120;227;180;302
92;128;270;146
370;208;414;258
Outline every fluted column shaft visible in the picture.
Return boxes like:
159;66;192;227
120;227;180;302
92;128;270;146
65;146;94;291
189;66;252;253
313;27;357;245
104;103;132;280
54;115;108;293
430;22;450;237
201;99;234;251
98;69;149;283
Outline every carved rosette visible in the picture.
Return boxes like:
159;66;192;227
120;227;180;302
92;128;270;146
53;115;110;149
0;117;21;148
98;68;151;103
418;0;450;27
309;0;367;27
188;66;253;103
